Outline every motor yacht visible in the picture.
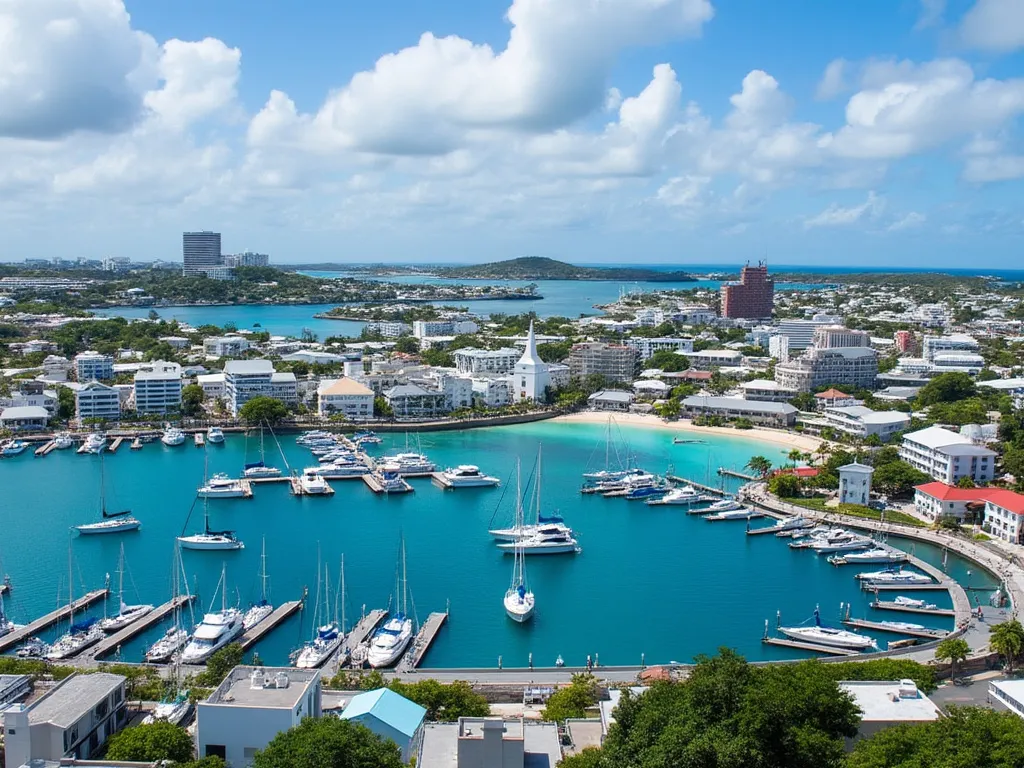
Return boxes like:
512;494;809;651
705;508;756;521
46;617;105;660
778;606;877;650
53;432;74;450
811;536;875;554
142;695;193;727
198;473;246;499
381;451;436;474
702;498;743;513
207;426;225;444
353;430;383;445
876;620;927;632
856;567;933;586
161;427;186;447
16;637;49;658
145;625;190;662
758;516;813;533
645;485;710;506
83;433;107;453
366;614;414;668
299;468;331;494
893;596;939;610
318;461;369;479
497;529;580;555
829;549;908;565
318;449;358;463
374;467;413;493
1;440;28;457
244;463;282;479
442;465;500;488
180;609;244;664
592;469;654;493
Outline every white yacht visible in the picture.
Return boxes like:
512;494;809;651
142;695;193;727
503;462;535;623
703;498;743;513
180;566;244;664
207;426;225;444
705;508;757;521
146;625;190;662
498;529;579;555
353;430;383;445
893;596;939;610
489;521;572;542
161;427;186;447
46;617;104;659
778;606;877;650
592;469;655;493
1;440;28;457
645;485;709;506
243;423;283;478
83;433;107;453
178;491;243;550
381;451;435;474
830;549;908;565
367;540;415;668
319;461;368;479
293;554;346;669
53;432;74;450
243;539;274;631
375;466;413;493
98;545;154;632
75;453;141;535
758;516;813;534
442;465;500;488
876;620;927;632
299;468;330;495
198;473;246;499
811;536;875;554
856;567;933;586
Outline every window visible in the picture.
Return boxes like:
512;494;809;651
206;745;227;759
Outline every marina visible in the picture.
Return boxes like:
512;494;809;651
841;617;949;641
239;599;305;651
869;600;955;617
81;595;195;661
0;589;108;654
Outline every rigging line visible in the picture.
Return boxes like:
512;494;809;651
487;464;517;527
179;495;200;537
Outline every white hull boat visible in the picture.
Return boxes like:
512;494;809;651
46;621;104;660
146;626;190;662
198;473;246;498
830;549;908;564
178;533;244;551
488;521;572;542
646;486;709;506
294;623;343;668
83;433;107;453
441;465;500;487
181;610;243;664
244;465;282;478
857;569;933;587
53;432;74;450
504;461;535;623
207;427;225;444
318;462;367;479
99;603;154;632
143;696;193;726
778;607;876;650
75;516;141;534
161;428;186;447
504;586;535;622
703;499;743;513
243;601;273;630
300;469;330;494
367;615;413;668
497;534;579;555
705;508;756;521
812;537;875;553
893;596;938;610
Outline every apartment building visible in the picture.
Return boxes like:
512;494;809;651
922;334;979;361
74;351;113;382
812;325;871;349
224;360;275;416
821;406;911;441
471;377;512;408
984;490;1024;544
182;230;222;276
625;336;695;360
75;381;121;422
365;320;411;338
682;349;743;370
773;315;843;350
383;384;447;418
680;396;798;427
774;347;879;392
568;343;639;383
899;426;997;485
270;372;298;406
453;347;521;375
913;482;996;523
204;336;251;357
720;263;774;319
317;377;375;418
133;361;182;414
739;379;797;402
412;319;479;339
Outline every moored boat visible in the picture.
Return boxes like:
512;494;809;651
441;465;500;487
198;473;246;499
161;427;186;447
778;606;876;650
207;426;225;444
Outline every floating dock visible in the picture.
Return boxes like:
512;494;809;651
870;600;955;617
361;474;412;494
761;637;859;656
194;433;205;448
34;441;56;457
665;476;728;496
0;589;109;654
842;618;948;640
431;472;454;488
130;438;142;450
82;595;195;661
396;611;449;672
234;479;256;499
718;468;757;481
108;437;124;453
240;599;304;651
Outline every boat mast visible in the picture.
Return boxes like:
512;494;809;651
67;541;74;627
340;554;346;634
260;537;268;602
99;451;106;515
401;537;408;618
117;543;125;615
220;563;227;614
535;444;543;524
514;460;525;588
605;417;611;472
324;562;332;627
310;545;322;640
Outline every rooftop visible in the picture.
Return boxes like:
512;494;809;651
206;666;320;709
902;425;972;450
990;679;1024;704
815;388;853;399
224;360;274;375
589;390;635;403
0;405;49;419
980;377;1024;391
341;688;426;738
935;443;998;458
418;719;562;768
986;489;1024;515
915;482;999;503
681;396;797;415
839;680;941;723
838;462;874;474
319;377;374;396
741;379;793;391
28;673;124;728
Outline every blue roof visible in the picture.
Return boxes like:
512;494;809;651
341;688;426;738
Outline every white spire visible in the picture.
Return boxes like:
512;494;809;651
517;320;543;368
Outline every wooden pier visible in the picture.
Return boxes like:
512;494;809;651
240;599;304;651
34;440;56;457
361;474;412;494
246;475;291;484
431;472;454;489
761;636;859;656
870;600;955;617
665;476;728;496
81;595;195;661
341;609;389;668
396;611;449;672
861;582;948;591
842;618;949;640
718;468;757;481
235;479;256;499
130;438;142;450
194;433;205;448
108;437;124;453
0;589;109;654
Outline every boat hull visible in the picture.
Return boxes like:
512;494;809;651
177;535;243;551
778;627;875;650
498;542;578;555
244;467;282;478
366;634;412;668
197;488;246;498
75;519;141;535
504;592;535;623
293;636;344;669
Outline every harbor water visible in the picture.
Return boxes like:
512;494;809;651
0;421;993;668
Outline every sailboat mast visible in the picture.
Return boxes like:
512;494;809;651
100;452;106;515
117;543;125;612
535;445;543;523
220;563;227;613
260;538;268;602
340;555;346;633
401;538;408;617
310;546;322;639
67;542;74;625
605;418;610;471
324;563;332;626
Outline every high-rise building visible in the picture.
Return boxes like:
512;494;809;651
720;262;775;319
182;231;222;276
568;342;639;383
812;325;871;349
774;347;879;392
894;330;916;354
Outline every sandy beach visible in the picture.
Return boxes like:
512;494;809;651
553;411;822;453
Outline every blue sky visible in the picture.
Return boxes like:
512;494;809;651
1;0;1022;266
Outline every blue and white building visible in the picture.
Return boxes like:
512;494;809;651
340;688;426;763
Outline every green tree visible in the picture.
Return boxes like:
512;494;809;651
56;385;76;420
645;349;690;372
373;396;393;418
786;448;803;466
746;455;773;477
181;383;205;416
917;372;977;406
847;706;1024;768
177;758;225;768
105;721;195;763
957;475;976;489
252;716;403;768
935;637;970;679
419;348;453;367
559;748;605;768
541;673;599;721
929;397;989;426
195;643;244;687
238;396;289;426
872;460;930;498
388;679;489;721
769;472;803;498
394;336;419;354
989;620;1024;674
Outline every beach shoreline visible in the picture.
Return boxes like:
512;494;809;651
552;411;822;453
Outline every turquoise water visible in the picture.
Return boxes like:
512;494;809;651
0;422;992;668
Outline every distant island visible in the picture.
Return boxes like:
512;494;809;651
433;257;696;282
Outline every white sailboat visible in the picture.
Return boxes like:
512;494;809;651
98;544;153;632
777;605;877;650
496;447;579;555
145;546;192;663
0;579;16;640
74;453;141;535
367;539;415;668
178;464;244;550
582;416;632;482
293;553;346;669
503;461;535;623
46;546;104;660
243;422;283;478
180;564;244;664
243;538;274;631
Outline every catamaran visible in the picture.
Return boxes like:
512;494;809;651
98;544;153;632
53;432;74;450
293;551;345;669
503;461;535;623
299;467;331;494
244;422;284;478
180;564;245;664
46;547;104;660
243;538;274;631
778;606;877;650
381;451;435;474
367;539;415;668
74;452;141;535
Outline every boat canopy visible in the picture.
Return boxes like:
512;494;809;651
102;508;133;519
70;617;97;633
244;461;266;470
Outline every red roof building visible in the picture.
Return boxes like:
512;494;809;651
814;388;858;409
984;489;1024;544
773;466;820;479
913;482;997;522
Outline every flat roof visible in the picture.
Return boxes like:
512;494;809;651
991;679;1024;704
903;425;972;449
206;666;319;709
682;396;797;415
29;673;124;728
418;720;561;768
224;360;274;374
839;680;941;723
0;405;48;419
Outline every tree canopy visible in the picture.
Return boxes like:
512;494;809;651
916;372;977;407
872;461;930;498
105;721;195;763
238;396;289;425
251;716;403;768
541;673;600;721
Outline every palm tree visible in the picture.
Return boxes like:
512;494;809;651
936;637;971;680
746;456;773;478
786;449;804;467
990;620;1024;673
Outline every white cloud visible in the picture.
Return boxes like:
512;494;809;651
888;211;926;230
959;0;1024;52
962;155;1024;182
915;0;946;30
143;38;241;131
804;191;884;228
656;174;711;209
816;59;848;100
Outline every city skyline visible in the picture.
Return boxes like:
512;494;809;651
0;0;1022;266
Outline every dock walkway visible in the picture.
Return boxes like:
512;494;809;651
396;611;448;672
842;618;948;641
108;437;124;453
82;595;194;661
870;600;955;617
665;476;728;497
761;637;858;656
342;609;389;669
718;468;757;481
361;474;412;494
34;441;56;457
240;599;304;651
0;589;108;654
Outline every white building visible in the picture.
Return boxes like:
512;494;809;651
812;325;871;349
740;379;796;403
671;305;717;325
270;372;298;406
412;319;479;339
224;360;275;417
633;379;671;398
384;384;447;418
931;353;985;375
989;679;1024;720
471;377;512;408
159;335;192;349
453;348;521;375
511;321;550;403
773;316;842;350
418;718;562;768
204;336;251;358
838;463;874;505
913;482;995;523
282;350;347;365
768;334;790;362
133;361;182;414
74;351;113;382
196;372;226;399
681;396;798;427
821;406;911;441
317;377;375;419
633;307;665;326
983;490;1024;544
2;673;127;767
196;666;321;767
75;381;120;422
365;320;411;338
899;425;997;485
588;390;636;412
774;347;879;392
0;406;49;432
682;349;743;370
624;337;694;360
922;334;979;361
548;363;570;389
341;688;426;764
435;374;474;410
838;680;940;744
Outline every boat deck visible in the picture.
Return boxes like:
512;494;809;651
761;637;859;656
290;476;335;496
108;437;124;453
240;599;304;651
81;595;195;661
870;600;955;617
130;438;142;450
863;582;949;591
842;618;949;640
338;609;389;669
0;589;109;654
362;474;412;494
396;611;448;672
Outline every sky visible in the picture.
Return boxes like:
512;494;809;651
1;0;1023;267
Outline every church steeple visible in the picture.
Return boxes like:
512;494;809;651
516;320;544;369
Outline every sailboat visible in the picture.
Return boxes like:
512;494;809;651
178;468;244;550
46;545;104;660
180;564;245;664
582;416;634;482
0;581;16;640
489;446;574;542
99;544;154;632
293;550;345;669
367;539;415;668
74;453;141;535
243;538;274;630
244;422;283;479
503;461;535;623
145;546;192;663
497;446;580;555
